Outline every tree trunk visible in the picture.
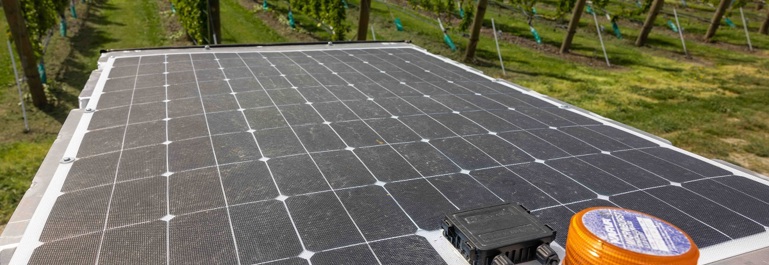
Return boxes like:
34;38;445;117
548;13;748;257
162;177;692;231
357;0;371;40
208;0;221;44
705;0;730;41
760;11;769;35
560;0;587;54
463;0;488;63
635;0;665;46
2;0;48;108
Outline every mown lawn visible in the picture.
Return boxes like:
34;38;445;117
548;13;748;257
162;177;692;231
219;0;287;43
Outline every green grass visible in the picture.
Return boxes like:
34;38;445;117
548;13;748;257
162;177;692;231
0;142;50;223
219;0;286;43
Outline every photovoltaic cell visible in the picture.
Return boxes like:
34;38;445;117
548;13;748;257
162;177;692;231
169;209;238;264
683;178;769;225
99;221;166;264
106;176;166;228
230;200;303;264
88;106;129;130
28;232;101;264
430;173;503;210
311;244;379;265
365;118;422;143
169;168;226;215
312;150;376;189
61;152;120;192
330;120;382;147
386;179;458;230
77;126;124;157
370;236;447;265
470;167;559;210
219;161;279;204
354;145;421;182
610;190;731;247
286;192;365;251
392;142;460;176
337;186;417;240
10;45;769;265
39;185;111;241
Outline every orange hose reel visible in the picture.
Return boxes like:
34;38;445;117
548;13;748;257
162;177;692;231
564;207;699;265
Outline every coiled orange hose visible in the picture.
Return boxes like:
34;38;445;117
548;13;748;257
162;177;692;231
564;207;699;265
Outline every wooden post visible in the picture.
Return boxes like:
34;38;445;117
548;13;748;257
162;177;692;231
358;0;371;40
2;0;48;108
208;0;221;44
635;0;664;46
760;11;769;35
560;0;587;54
463;0;488;63
705;0;730;41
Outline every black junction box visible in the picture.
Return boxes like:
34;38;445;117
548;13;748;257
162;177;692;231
441;203;557;265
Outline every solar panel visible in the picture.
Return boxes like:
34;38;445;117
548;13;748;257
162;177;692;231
3;43;769;265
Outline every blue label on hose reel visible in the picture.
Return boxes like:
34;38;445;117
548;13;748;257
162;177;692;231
582;208;692;256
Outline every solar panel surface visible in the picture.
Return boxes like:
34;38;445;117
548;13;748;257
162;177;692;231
5;43;769;265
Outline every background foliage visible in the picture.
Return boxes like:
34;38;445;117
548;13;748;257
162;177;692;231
19;0;70;56
171;0;210;43
290;0;350;40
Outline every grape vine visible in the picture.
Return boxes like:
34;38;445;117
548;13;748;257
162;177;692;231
555;0;576;19
407;0;458;22
551;0;653;22
725;0;748;17
459;0;475;31
611;0;653;21
290;0;350;40
507;0;539;24
171;0;210;44
19;0;70;56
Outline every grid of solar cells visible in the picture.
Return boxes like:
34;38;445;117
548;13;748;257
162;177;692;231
25;47;769;264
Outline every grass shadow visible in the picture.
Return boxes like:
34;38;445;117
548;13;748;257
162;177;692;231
54;0;121;92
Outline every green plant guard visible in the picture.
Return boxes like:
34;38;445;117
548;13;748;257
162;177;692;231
60;20;67;37
530;26;542;44
394;18;404;31
70;5;77;18
443;34;457;51
667;20;679;32
171;3;176;14
586;5;593;15
459;7;465;18
725;17;736;28
532;7;537;15
612;21;622;39
342;0;349;9
38;63;47;84
263;0;268;10
288;11;296;28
